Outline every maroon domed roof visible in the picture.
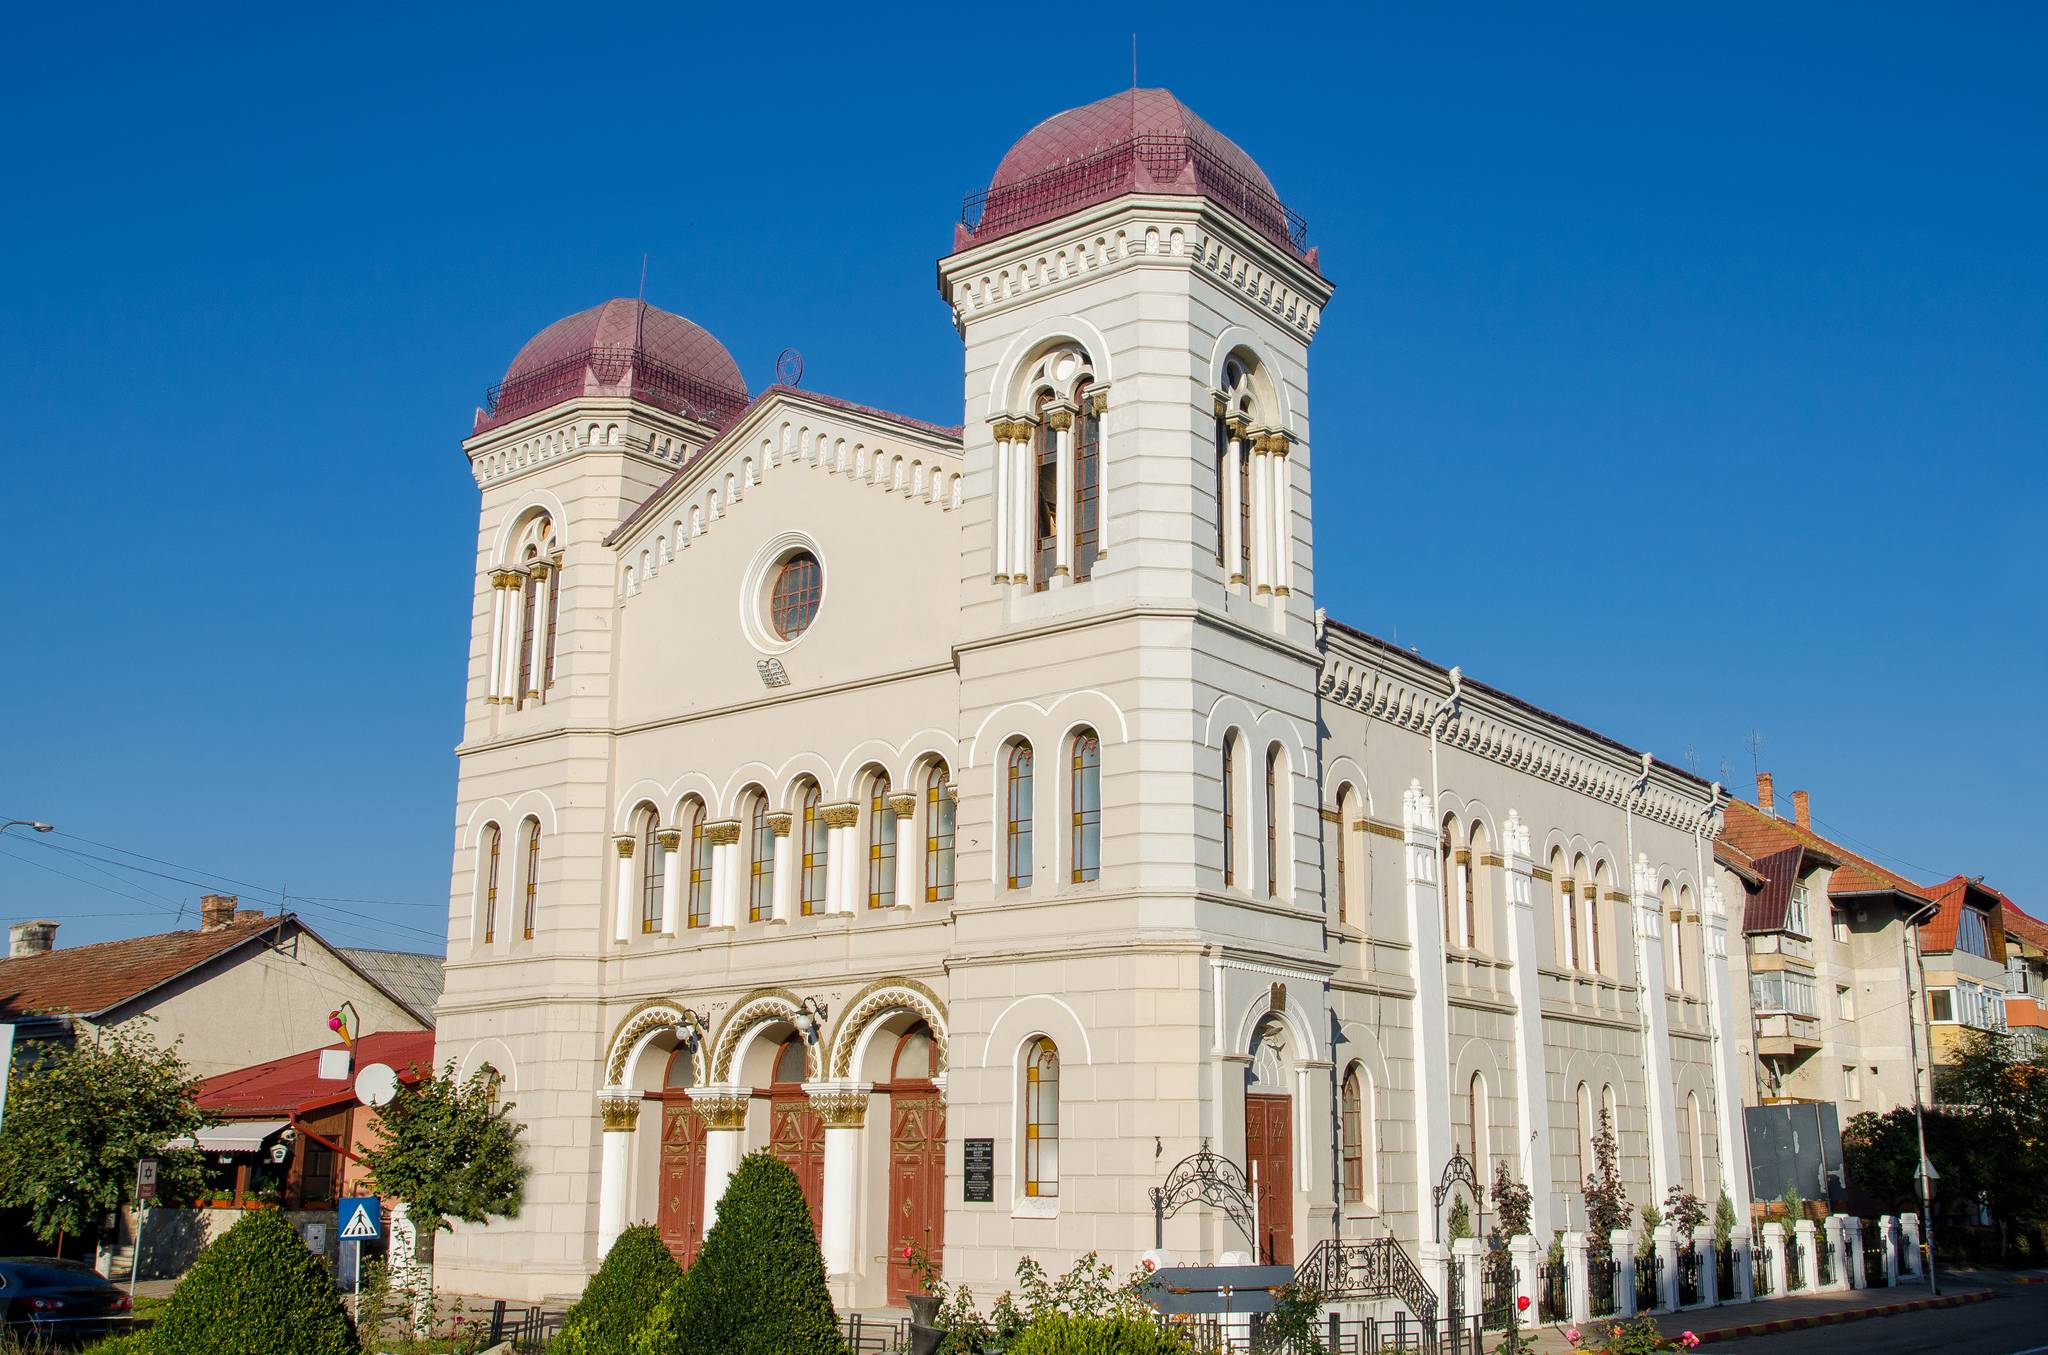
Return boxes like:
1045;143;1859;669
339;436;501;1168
478;299;750;433
958;89;1312;267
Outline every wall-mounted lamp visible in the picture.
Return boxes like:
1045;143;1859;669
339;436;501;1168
793;996;829;1043
670;1008;707;1050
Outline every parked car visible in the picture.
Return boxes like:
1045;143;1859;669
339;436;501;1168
0;1258;134;1343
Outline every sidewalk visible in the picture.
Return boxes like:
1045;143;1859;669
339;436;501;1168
1520;1283;1993;1351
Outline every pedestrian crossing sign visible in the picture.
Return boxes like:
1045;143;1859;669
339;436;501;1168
339;1197;381;1241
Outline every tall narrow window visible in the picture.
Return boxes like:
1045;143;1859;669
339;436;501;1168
1070;730;1100;884
1561;879;1579;968
748;795;773;923
543;562;560;688
517;570;538;703
1024;1037;1060;1198
685;801;711;929
1073;382;1099;582
1006;742;1034;890
521;819;540;940
1334;789;1352;923
1341;1067;1365;1204
799;782;827;916
1440;819;1458;938
1588;868;1605;973
1468;1073;1488;1174
1033;396;1058;591
1239;426;1253;577
1575;1082;1593;1184
481;824;500;943
639;807;661;934
1214;414;1229;564
867;773;895;908
925;764;955;903
1222;738;1238;887
1460;841;1478;949
1265;746;1281;898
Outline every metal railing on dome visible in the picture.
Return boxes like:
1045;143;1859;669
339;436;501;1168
482;345;751;431
959;134;1310;259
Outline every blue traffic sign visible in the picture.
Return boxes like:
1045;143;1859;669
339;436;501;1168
338;1197;381;1241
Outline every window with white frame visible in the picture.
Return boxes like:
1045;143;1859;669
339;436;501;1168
1751;969;1819;1016
1957;907;1992;959
1785;882;1811;938
1838;984;1855;1020
1928;987;1955;1023
1842;1065;1862;1101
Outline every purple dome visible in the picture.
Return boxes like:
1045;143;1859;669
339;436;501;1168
480;299;749;432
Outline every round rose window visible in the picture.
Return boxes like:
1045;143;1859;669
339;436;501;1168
769;551;822;639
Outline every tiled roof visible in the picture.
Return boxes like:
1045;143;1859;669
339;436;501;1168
2002;898;2048;953
502;299;744;399
338;948;443;1027
1717;799;1932;933
197;1030;436;1119
0;914;285;1022
1714;839;1768;890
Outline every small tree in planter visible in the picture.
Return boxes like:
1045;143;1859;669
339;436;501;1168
1714;1192;1737;1247
1583;1108;1630;1258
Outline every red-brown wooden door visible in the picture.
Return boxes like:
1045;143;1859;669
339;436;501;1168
766;1036;825;1235
886;1088;945;1300
1245;1093;1294;1264
658;1098;707;1267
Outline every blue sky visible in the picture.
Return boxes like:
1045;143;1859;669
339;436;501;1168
3;4;2042;951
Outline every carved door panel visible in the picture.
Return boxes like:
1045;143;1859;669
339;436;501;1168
658;1100;707;1267
887;1089;945;1300
769;1091;826;1236
1245;1093;1294;1264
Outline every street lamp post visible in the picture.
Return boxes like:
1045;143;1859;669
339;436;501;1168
0;821;55;838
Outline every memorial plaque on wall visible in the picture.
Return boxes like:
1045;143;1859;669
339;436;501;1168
964;1137;995;1202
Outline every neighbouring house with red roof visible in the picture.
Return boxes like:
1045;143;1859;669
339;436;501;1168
0;894;430;1077
1917;874;2016;1071
1995;891;2048;1052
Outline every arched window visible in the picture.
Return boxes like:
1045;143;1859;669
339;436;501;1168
774;1034;807;1086
1588;862;1608;976
867;772;895;909
1664;882;1683;993
1575;1081;1593;1185
638;805;662;934
517;563;539;700
893;1024;934;1081
521;817;540;940
665;1047;696;1091
1334;786;1356;926
1341;1066;1365;1204
1222;735;1239;887
1073;380;1099;581
1687;1092;1705;1196
1557;853;1579;969
1213;411;1229;564
480;823;501;944
799;781;827;916
1024;1037;1059;1198
1462;822;1485;950
1032;393;1058;591
1468;1072;1489;1174
684;799;711;929
1440;815;1460;941
543;562;560;687
925;763;955;903
1265;745;1283;899
1070;730;1100;884
1006;742;1034;891
748;793;773;923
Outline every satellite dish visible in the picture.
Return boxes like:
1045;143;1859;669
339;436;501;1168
354;1062;399;1108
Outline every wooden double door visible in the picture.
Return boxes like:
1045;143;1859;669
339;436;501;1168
768;1088;826;1234
658;1098;707;1267
1245;1093;1294;1264
885;1081;945;1301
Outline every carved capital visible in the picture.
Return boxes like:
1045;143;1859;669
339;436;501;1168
766;811;794;837
656;829;682;851
704;820;741;846
614;836;635;859
887;793;917;820
490;570;522;590
598;1095;641;1131
528;562;552;581
804;1082;873;1129
820;802;861;829
687;1087;751;1131
1045;407;1075;433
1086;389;1108;415
1225;415;1252;440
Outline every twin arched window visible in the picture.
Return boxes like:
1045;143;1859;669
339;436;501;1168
925;763;955;903
490;514;559;709
747;793;774;923
798;781;827;916
684;799;712;929
867;772;895;909
1006;743;1034;890
1024;1036;1060;1198
1004;347;1104;592
638;805;662;933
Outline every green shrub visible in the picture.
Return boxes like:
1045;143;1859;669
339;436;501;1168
635;1151;844;1355
1004;1314;1191;1355
554;1223;682;1355
77;1333;152;1355
146;1207;356;1355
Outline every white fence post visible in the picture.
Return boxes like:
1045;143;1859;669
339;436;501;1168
1612;1229;1638;1318
1731;1225;1754;1303
1796;1219;1821;1291
1763;1221;1788;1296
1901;1213;1924;1277
1879;1214;1899;1286
1563;1231;1591;1325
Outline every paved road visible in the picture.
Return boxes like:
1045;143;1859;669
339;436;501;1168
1716;1273;2048;1353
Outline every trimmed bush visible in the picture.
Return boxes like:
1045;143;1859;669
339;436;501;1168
77;1334;151;1355
555;1222;683;1355
635;1151;845;1355
1005;1314;1192;1355
146;1206;355;1355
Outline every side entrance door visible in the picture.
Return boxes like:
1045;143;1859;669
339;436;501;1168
886;1086;946;1300
658;1098;707;1267
1245;1092;1294;1264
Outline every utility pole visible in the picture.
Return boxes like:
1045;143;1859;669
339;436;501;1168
1902;900;1940;1295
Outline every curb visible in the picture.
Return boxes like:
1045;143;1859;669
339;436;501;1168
1694;1289;1992;1345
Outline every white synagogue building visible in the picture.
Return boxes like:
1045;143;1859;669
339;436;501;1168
433;87;1751;1311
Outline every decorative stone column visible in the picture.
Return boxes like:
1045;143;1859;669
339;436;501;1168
1224;415;1248;585
1731;1225;1754;1302
704;821;741;929
807;1082;872;1277
657;829;682;935
1452;1238;1483;1319
1562;1231;1591;1324
485;570;516;702
1012;418;1037;589
1501;811;1554;1240
595;1092;640;1257
525;562;551;699
1795;1219;1820;1290
1401;781;1453;1260
989;419;1013;582
1844;1216;1866;1289
499;571;528;701
612;837;635;944
1901;1212;1923;1277
1047;405;1075;581
1702;878;1753;1218
1632;855;1678;1207
1691;1225;1717;1307
766;811;795;923
690;1086;751;1226
1510;1233;1540;1318
1653;1223;1679;1312
1086;387;1110;559
889;794;918;910
1763;1221;1787;1296
1263;433;1292;600
1612;1230;1638;1318
1879;1214;1899;1285
1824;1215;1847;1291
820;803;861;913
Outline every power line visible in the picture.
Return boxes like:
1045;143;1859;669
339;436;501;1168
0;846;187;916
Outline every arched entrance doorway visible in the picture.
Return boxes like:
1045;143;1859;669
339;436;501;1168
657;1047;707;1266
1246;1020;1294;1264
883;1023;944;1301
764;1034;824;1234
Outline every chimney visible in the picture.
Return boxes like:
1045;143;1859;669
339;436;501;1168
200;894;239;931
1792;790;1811;831
1756;772;1775;814
8;920;58;958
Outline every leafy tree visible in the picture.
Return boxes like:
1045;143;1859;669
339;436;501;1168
1779;1185;1802;1221
148;1206;356;1355
1583;1107;1630;1258
0;1023;204;1253
1005;1314;1192;1355
359;1059;528;1257
1662;1186;1706;1238
1490;1160;1533;1240
1635;1203;1661;1264
556;1223;683;1355
636;1151;845;1355
1714;1192;1737;1247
